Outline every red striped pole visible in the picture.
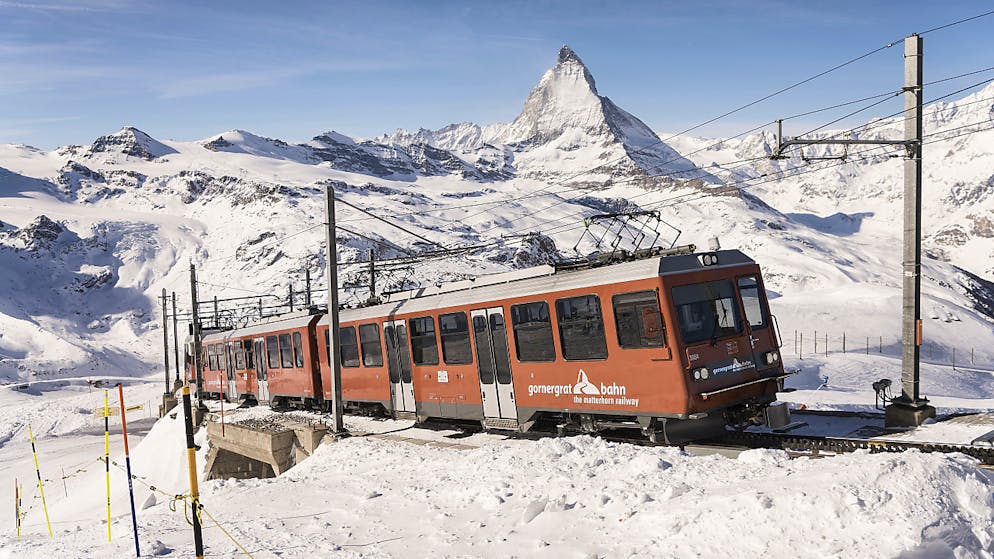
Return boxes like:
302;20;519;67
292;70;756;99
220;372;225;437
117;384;140;557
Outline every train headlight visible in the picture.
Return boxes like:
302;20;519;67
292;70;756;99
763;351;780;365
698;253;719;266
693;367;709;380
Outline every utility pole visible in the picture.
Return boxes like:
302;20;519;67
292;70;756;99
772;34;934;427
325;184;345;433
368;249;379;305
888;34;935;426
171;292;181;389
161;288;170;394
305;268;312;308
213;296;219;329
289;284;295;312
189;263;204;404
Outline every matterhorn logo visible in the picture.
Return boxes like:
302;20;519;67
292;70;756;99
573;369;601;395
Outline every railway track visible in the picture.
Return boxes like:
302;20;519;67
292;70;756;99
600;409;994;467
710;430;994;466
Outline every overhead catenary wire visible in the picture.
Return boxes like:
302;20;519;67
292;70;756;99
333;196;447;250
918;8;994;35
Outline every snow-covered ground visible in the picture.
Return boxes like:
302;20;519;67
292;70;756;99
2;400;994;559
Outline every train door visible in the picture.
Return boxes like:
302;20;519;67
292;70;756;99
383;320;416;413
254;338;270;403
224;343;238;402
471;307;517;420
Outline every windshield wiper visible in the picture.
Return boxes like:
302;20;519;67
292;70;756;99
710;299;731;346
709;314;721;346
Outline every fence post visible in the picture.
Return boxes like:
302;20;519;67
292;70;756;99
800;332;803;359
814;330;818;355
879;336;882;353
866;337;869;355
843;332;846;353
825;332;828;356
952;348;956;371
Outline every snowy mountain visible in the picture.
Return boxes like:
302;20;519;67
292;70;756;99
379;45;707;183
0;44;992;397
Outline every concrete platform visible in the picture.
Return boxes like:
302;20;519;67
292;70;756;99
205;416;330;480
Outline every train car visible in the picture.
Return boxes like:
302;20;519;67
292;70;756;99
196;313;323;407
315;317;392;415
306;248;786;442
185;247;786;443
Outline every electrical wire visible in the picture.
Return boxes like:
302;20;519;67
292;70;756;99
919;9;994;35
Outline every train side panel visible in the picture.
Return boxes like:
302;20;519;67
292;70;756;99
315;320;391;410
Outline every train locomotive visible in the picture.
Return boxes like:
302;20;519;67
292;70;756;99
188;247;788;443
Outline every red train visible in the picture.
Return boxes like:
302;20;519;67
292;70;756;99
188;248;788;443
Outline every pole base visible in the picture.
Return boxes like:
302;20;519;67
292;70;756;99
885;399;936;428
160;394;179;418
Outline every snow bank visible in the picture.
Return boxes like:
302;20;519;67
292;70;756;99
6;429;991;558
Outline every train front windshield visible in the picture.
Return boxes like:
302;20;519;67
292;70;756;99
673;278;768;345
673;280;741;344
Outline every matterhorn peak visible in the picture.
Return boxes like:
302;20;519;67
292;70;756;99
557;44;584;65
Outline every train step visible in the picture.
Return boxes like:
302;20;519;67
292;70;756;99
394;411;416;420
484;417;520;431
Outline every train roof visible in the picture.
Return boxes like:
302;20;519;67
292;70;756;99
202;311;319;342
320;249;756;325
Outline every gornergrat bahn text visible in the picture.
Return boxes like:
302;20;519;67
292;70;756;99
187;248;789;444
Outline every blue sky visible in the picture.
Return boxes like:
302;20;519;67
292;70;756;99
1;0;993;149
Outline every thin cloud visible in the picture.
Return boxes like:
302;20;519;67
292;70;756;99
0;63;116;92
0;0;134;12
158;59;419;99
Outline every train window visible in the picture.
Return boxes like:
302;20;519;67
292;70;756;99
339;327;361;368
409;316;439;366
235;345;245;370
555;295;608;360
359;324;383;367
613;291;665;349
672;280;742;344
292;332;305;368
279;333;294;369
243;339;254;370
737;276;768;329
210;344;219;371
510;302;555;362
439;312;472;365
266;335;280;369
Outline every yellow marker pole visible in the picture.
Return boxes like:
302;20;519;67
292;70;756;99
104;389;111;542
181;386;205;559
27;425;53;537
